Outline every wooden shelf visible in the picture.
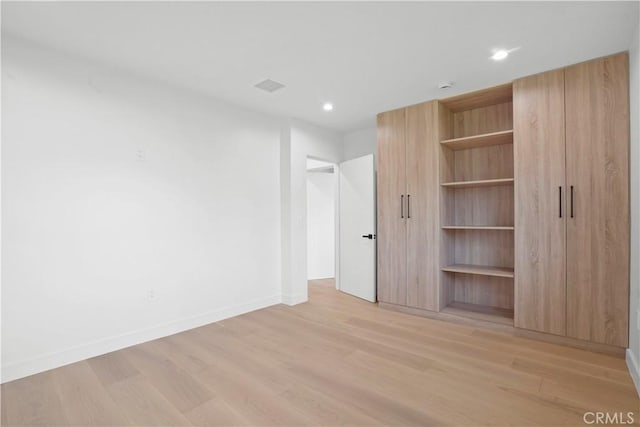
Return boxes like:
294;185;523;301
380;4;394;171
442;302;514;326
441;225;514;230
441;264;514;278
441;130;513;150
440;178;514;189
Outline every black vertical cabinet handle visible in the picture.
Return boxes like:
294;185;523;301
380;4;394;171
407;195;411;219
559;186;562;218
570;186;574;218
401;195;404;218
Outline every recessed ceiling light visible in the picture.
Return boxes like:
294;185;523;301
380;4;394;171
491;50;509;61
323;102;334;111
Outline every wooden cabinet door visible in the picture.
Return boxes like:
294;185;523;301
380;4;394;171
405;101;439;311
565;53;629;347
376;109;407;305
513;70;567;336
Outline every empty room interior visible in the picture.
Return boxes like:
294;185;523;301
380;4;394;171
2;1;640;426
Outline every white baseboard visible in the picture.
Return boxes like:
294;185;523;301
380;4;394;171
281;292;307;306
627;349;640;398
1;294;281;384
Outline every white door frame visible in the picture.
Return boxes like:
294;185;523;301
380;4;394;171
306;155;341;290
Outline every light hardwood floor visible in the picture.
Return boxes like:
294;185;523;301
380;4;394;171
2;279;639;426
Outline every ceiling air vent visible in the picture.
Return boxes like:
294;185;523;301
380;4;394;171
254;79;285;93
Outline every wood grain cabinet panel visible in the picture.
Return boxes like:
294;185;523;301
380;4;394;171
376;109;407;305
565;53;629;347
406;101;439;311
513;69;567;336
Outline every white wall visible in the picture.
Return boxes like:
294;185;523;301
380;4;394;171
628;19;640;397
1;37;284;382
343;127;377;162
280;120;342;304
307;170;335;279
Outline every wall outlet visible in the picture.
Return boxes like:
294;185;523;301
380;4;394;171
147;289;156;303
136;149;145;162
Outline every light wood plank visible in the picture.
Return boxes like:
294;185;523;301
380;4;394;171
120;343;214;413
87;351;139;388
513;68;567;336
442;263;514;278
183;398;252;427
106;375;191;426
52;362;131;426
441;129;513;150
195;349;315;425
278;382;387;426
376;108;407;305
1;371;69;426
565;52;630;347
472;328;627;362
441;178;514;188
442;225;514;230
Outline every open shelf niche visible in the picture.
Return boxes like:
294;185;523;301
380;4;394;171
440;129;513;150
441;264;514;278
437;83;515;325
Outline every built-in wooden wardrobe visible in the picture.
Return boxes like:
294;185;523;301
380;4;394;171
376;52;629;352
514;53;629;347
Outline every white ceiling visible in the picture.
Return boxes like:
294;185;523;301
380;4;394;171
3;2;639;132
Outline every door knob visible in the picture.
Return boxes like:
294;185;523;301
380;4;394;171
361;234;376;239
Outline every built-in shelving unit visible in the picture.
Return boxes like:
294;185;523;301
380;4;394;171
441;178;514;188
438;83;515;325
440;129;513;150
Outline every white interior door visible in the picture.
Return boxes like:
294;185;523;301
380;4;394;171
339;154;376;302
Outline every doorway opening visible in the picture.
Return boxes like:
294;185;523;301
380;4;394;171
305;154;377;303
306;157;337;297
